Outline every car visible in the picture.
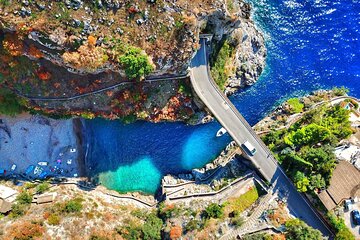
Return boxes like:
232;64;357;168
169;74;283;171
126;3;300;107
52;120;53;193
344;199;352;211
25;165;35;175
351;210;360;225
242;141;257;156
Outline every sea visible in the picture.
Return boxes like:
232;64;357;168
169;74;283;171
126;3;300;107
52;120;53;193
84;0;360;194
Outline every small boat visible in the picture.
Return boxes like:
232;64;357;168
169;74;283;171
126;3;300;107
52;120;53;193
216;127;227;137
38;161;48;166
34;166;42;175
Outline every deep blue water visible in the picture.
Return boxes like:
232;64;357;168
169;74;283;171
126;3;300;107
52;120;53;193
85;0;360;194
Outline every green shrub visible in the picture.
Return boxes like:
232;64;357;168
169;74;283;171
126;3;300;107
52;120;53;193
332;86;349;96
16;191;33;205
47;214;61;225
36;182;50;194
203;203;224;219
9;203;26;219
63;198;83;213
327;213;355;240
185;219;200;232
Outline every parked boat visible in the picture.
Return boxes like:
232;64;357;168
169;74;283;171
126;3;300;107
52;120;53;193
38;161;48;166
216;127;227;137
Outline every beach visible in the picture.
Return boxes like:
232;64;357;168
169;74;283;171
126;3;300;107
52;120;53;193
0;114;84;179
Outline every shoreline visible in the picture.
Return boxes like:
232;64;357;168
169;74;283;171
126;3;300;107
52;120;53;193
73;118;87;178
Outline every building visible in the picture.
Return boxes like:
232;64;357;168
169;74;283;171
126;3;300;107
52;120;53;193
318;161;360;210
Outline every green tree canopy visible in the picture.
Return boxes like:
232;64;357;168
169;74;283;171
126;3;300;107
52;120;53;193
285;219;323;240
0;87;23;116
118;47;154;80
203;203;224;219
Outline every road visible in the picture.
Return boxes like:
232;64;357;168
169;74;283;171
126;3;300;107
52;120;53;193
16;74;188;101
190;37;334;238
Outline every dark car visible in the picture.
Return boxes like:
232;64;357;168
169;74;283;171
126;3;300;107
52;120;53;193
351;210;360;225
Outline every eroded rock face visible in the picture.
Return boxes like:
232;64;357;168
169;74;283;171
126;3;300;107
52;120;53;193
229;20;266;93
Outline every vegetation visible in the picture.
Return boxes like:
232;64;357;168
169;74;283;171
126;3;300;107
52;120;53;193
63;198;83;213
225;184;263;213
263;104;352;192
47;214;61;225
35;182;50;194
118;46;154;80
9;203;27;219
117;211;163;240
211;41;235;91
327;213;355;240
285;219;323;240
332;86;349;96
203;203;224;219
287;98;304;113
142;212;163;240
8;221;45;240
0;87;24;116
16;190;33;204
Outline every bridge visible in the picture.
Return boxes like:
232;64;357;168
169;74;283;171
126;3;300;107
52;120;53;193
190;37;333;238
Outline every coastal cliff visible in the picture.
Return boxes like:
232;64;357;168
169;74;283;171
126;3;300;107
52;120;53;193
0;0;266;122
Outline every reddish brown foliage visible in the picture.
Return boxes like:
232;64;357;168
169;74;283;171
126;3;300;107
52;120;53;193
87;35;97;47
28;44;44;58
36;67;52;81
170;225;182;240
3;33;23;56
7;221;45;240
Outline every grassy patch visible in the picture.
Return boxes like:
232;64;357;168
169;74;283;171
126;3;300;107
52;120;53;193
287;98;304;113
225;184;264;213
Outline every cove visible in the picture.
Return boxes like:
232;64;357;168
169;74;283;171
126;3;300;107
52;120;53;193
84;0;360;194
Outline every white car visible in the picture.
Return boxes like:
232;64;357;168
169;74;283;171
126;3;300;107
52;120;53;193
242;141;257;156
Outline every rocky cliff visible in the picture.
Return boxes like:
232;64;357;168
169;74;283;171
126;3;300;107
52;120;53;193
0;0;266;122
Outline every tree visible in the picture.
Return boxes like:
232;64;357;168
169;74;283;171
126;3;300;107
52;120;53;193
287;98;304;113
285;219;323;240
284;123;331;147
118;47;154;80
309;174;326;190
0;88;23;116
293;171;310;192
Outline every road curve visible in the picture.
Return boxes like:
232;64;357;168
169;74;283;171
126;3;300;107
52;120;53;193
190;37;333;238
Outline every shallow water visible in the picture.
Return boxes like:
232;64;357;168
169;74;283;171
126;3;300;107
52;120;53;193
85;0;360;194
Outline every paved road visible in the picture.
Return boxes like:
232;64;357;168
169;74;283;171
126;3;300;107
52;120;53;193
190;37;333;238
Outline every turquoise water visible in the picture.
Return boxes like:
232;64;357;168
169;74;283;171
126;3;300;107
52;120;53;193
85;0;360;194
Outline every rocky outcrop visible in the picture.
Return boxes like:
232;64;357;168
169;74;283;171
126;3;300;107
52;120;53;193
198;0;266;95
0;0;266;121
